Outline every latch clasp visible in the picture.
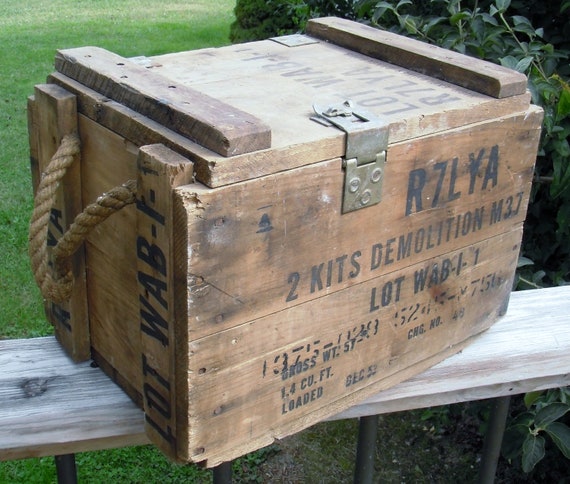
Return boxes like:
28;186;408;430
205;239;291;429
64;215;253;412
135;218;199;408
312;100;388;214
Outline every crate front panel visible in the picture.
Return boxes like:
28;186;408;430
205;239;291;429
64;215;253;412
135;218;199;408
170;107;541;464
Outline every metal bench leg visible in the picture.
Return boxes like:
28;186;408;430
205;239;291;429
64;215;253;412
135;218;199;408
477;396;511;484
213;460;232;483
55;454;78;484
354;415;378;484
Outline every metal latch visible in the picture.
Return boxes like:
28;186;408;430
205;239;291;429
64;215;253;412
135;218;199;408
312;100;388;213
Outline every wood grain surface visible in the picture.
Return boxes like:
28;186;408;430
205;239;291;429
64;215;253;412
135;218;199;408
1;286;568;462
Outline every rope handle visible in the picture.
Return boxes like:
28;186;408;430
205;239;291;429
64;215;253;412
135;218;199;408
29;134;137;303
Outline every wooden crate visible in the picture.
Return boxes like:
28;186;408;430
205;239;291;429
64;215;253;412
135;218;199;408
28;17;542;467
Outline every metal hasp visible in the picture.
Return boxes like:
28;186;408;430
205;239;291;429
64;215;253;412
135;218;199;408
312;100;388;213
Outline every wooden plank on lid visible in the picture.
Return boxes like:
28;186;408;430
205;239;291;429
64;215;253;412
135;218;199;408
306;17;528;99
54;46;271;157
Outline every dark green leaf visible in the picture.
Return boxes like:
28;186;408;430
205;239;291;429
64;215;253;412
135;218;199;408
396;0;413;8
502;424;528;459
557;88;570;118
450;11;470;26
511;16;536;37
515;56;533;73
532;270;546;284
524;390;543;407
400;15;418;35
551;154;570;199
522;434;545;473
371;1;396;12
512;15;533;28
421;16;446;35
527;76;540;104
544;422;570;459
556;204;570;238
511;411;535;427
481;12;499;25
555;139;570;157
495;0;511;14
560;387;570;405
534;402;570;428
499;55;518;69
372;7;392;23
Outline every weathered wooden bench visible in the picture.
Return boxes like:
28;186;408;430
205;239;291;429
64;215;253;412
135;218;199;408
1;286;569;483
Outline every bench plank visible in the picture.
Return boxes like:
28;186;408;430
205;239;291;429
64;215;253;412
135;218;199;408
1;286;569;460
0;338;148;460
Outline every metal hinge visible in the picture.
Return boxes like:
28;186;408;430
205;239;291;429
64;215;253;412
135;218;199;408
312;100;388;214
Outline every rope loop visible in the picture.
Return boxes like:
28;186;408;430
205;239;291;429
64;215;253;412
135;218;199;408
28;134;137;303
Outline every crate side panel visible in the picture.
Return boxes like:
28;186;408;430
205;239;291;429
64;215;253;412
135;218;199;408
77;114;141;388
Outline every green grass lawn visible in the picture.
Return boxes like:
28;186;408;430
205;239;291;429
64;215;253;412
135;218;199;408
0;1;234;481
0;0;234;340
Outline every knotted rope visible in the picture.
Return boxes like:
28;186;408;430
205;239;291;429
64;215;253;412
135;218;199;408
28;133;137;303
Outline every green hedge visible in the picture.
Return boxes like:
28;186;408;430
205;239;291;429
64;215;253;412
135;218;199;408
230;0;306;42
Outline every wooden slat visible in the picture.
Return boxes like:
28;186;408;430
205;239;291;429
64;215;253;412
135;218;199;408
54;46;271;157
135;145;193;461
306;17;528;99
30;84;90;362
0;337;148;461
27;96;40;195
1;286;568;461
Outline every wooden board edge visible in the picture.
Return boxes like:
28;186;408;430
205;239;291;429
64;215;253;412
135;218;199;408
31;84;90;362
54;46;271;157
306;17;528;99
173;189;193;462
27;96;40;195
136;144;193;462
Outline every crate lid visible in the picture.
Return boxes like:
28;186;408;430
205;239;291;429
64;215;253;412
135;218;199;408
54;17;529;187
